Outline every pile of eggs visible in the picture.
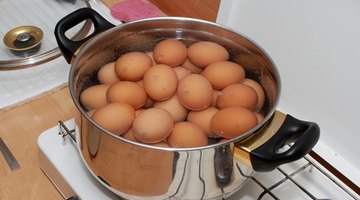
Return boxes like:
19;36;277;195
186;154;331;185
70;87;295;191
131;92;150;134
80;39;265;148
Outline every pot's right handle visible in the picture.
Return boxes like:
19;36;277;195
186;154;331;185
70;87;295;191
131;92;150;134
234;111;320;172
54;8;115;64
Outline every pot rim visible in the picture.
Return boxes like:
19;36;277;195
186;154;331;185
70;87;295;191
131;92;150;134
69;16;281;152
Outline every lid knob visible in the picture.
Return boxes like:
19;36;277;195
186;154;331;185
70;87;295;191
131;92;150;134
16;32;31;42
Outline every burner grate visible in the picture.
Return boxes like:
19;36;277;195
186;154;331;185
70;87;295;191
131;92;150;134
233;153;360;200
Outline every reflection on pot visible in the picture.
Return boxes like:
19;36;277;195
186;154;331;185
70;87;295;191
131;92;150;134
77;116;253;199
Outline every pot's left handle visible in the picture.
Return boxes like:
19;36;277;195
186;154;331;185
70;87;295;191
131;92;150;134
54;7;115;64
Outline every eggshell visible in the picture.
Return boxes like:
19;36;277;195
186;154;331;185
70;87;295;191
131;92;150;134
132;108;174;144
153;39;187;66
154;93;188;122
211;107;258;139
187;107;219;138
91;102;135;135
217;84;258;110
167;122;208;148
152;142;170;148
177;74;213;111
136;79;144;87
107;81;147;109
211;90;221;107
181;58;202;73
86;109;96;117
242;78;265;111
135;109;145;116
97;62;120;84
136;80;155;108
143;64;178;101
122;128;139;142
146;51;156;65
202;61;245;90
80;84;110;110
173;66;191;81
143;97;155;108
115;52;152;81
254;112;264;123
187;41;229;68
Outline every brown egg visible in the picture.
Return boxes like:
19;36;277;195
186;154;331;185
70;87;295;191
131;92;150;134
132;108;174;144
187;107;219;138
152;142;170;148
211;107;258;139
97;62;120;84
143;64;178;101
173;66;191;81
154;93;188;122
217;84;258;110
107;81;147;109
92;103;135;135
136;80;144;87
135;109;145;116
242;78;265;111
146;51;156;65
80;84;110;110
167;122;208;148
202;61;245;90
153;39;187;66
177;74;213;111
143;97;155;108
115;52;152;81
211;90;221;107
254;112;264;123
86;109;96;117
181;58;202;73
187;41;229;68
122;128;139;142
136;81;155;108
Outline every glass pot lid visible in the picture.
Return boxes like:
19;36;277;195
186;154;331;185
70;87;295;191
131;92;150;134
0;0;91;69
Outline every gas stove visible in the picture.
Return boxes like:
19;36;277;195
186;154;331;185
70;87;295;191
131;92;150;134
37;119;360;200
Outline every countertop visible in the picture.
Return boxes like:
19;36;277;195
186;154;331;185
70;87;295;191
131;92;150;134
0;1;220;199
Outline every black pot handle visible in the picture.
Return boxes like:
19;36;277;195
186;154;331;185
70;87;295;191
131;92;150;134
54;8;115;63
234;111;320;172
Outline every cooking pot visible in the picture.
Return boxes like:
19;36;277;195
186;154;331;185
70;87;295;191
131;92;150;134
54;8;320;200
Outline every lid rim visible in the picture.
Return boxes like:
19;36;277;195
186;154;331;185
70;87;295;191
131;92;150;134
0;1;92;69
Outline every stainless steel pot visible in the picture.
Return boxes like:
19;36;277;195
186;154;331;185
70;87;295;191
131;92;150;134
55;8;320;200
